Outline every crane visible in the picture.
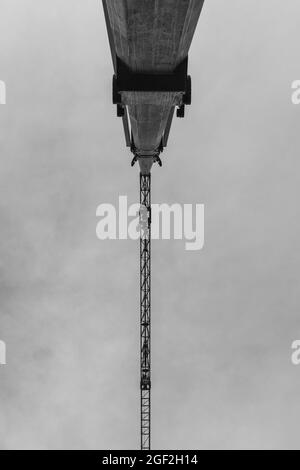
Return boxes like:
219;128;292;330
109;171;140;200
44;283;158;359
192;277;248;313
102;0;205;450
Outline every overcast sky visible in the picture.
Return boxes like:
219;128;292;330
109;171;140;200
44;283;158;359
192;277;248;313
0;0;300;450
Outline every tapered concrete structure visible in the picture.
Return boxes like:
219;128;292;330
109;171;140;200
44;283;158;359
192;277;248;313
103;0;205;158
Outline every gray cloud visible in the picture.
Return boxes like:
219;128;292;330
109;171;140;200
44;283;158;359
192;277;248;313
0;0;300;449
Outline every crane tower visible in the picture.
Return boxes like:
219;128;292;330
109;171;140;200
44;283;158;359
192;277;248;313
102;0;205;450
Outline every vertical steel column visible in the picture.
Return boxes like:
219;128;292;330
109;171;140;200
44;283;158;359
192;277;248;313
140;173;151;450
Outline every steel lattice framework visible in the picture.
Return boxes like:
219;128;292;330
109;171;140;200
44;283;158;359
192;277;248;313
140;173;151;450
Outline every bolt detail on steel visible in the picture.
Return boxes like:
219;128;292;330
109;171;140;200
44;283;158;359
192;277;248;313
102;0;205;450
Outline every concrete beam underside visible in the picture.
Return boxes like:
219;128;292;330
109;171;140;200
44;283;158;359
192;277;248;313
105;0;204;155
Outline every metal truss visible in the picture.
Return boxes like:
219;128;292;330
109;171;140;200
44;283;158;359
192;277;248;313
140;173;151;450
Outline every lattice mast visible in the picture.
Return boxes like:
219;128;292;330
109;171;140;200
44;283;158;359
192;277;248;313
139;173;151;450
